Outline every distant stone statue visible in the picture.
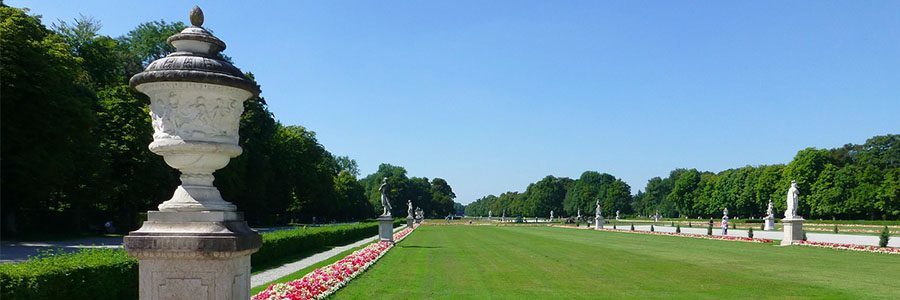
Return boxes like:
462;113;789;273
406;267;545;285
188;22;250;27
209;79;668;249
550;210;554;221
785;180;800;219
723;208;729;218
764;200;775;230
379;177;392;216
616;210;620;220
489;210;492;219
407;200;414;218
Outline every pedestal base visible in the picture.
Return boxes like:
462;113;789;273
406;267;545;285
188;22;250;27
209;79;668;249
781;217;804;246
124;211;262;300
595;218;604;230
378;216;394;243
764;217;775;231
407;217;414;228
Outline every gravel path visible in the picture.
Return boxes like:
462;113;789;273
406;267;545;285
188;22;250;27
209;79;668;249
250;225;407;288
623;225;899;247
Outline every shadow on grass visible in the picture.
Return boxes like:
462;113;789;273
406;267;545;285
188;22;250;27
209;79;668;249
398;245;442;249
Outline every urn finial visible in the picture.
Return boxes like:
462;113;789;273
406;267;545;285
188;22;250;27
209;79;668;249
190;6;204;27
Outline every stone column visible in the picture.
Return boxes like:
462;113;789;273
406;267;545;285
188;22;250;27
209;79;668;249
124;7;262;300
764;215;775;231
781;218;804;245
379;216;394;243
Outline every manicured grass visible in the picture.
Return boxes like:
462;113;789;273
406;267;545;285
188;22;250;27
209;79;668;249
249;242;371;295
334;225;900;299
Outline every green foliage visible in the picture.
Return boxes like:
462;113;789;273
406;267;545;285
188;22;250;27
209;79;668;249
880;226;890;248
707;224;713;235
676;224;681;233
802;231;808;241
1;6;102;236
0;248;137;300
639;135;900;220
630;224;635;231
748;227;754;238
650;224;655;232
833;224;839;233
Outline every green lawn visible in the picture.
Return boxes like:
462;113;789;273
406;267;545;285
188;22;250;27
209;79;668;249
334;225;900;299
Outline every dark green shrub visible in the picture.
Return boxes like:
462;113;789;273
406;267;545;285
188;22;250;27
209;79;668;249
675;224;681;233
0;248;138;300
802;231;808;241
688;222;692;227
880;226;890;248
253;222;380;270
748;227;754;238
613;223;617;229
630;224;635;231
650;225;655;232
833;224;839;233
731;222;736;229
761;223;764;230
707;224;713;235
670;222;675;227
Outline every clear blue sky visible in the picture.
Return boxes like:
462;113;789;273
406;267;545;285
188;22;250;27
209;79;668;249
12;1;899;204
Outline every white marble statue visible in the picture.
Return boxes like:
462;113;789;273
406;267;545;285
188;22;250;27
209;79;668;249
488;210;492;219
723;208;729;218
595;200;601;218
766;200;774;217
550;210;554;221
407;200;414;218
379;177;392;216
616;210;620;220
785;180;800;219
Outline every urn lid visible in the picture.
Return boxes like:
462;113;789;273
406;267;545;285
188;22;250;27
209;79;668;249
129;6;260;96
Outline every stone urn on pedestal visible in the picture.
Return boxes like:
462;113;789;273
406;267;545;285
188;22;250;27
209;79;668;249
123;7;262;300
781;180;805;245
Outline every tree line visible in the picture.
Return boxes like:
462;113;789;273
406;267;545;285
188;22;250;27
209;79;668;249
465;172;633;218
0;6;457;237
466;134;898;221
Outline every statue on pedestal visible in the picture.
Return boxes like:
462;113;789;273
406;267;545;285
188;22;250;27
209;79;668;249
616;210;620;220
764;200;775;230
379;177;392;216
550;210;554;222
407;200;414;218
785;180;800;219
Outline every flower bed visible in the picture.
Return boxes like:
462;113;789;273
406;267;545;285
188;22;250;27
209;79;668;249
794;240;899;255
252;226;416;300
552;225;773;244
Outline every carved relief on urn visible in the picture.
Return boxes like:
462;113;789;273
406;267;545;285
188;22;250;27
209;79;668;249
130;6;259;212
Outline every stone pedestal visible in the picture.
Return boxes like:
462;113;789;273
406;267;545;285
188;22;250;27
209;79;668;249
378;216;394;243
780;217;804;245
407;216;414;228
595;217;604;230
764;216;775;231
124;211;261;300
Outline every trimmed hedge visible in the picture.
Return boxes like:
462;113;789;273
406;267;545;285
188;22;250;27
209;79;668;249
0;248;137;300
252;221;382;269
0;220;403;299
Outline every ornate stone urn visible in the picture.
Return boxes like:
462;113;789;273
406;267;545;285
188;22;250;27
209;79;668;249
124;6;262;300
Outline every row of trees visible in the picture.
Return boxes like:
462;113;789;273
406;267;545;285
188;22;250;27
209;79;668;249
359;164;457;218
464;171;633;218
633;135;899;220
464;135;898;221
0;6;457;236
